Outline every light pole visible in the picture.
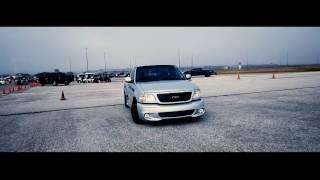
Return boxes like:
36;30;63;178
86;48;89;72
191;54;193;68
286;51;288;66
178;49;181;68
69;57;72;72
130;58;132;69
104;52;107;72
246;56;249;70
280;55;281;66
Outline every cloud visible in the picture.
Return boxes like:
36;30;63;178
1;27;320;74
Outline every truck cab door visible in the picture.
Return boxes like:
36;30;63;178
124;69;136;107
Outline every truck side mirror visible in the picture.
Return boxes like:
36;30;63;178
185;74;191;80
125;77;133;83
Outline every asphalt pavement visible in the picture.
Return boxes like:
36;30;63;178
0;72;319;152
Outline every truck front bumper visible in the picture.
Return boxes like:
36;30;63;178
136;99;205;121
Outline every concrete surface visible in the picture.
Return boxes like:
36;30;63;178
0;72;320;152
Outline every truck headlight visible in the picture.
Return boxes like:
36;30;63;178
192;89;201;100
139;94;157;104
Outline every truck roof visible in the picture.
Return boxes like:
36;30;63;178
136;65;176;69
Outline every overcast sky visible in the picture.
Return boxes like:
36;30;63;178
1;27;320;74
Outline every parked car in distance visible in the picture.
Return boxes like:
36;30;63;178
123;65;205;124
65;72;75;83
77;73;85;83
116;72;130;77
116;72;125;77
31;76;39;83
92;74;112;83
0;78;5;85
183;68;216;77
92;74;102;83
83;73;95;83
14;76;28;85
204;69;217;75
108;73;116;78
101;73;112;82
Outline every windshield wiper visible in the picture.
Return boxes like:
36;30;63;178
137;79;161;82
160;78;182;81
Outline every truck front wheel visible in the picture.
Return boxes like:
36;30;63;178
124;93;129;108
131;99;144;124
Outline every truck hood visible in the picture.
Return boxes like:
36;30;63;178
137;80;198;93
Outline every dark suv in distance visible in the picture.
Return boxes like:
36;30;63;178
93;73;111;83
183;68;217;77
37;72;73;86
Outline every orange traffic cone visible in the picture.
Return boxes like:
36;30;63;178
60;91;66;100
237;72;240;80
272;72;275;79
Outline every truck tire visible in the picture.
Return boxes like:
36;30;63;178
131;99;143;124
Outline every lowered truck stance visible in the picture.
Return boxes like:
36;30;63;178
123;65;205;124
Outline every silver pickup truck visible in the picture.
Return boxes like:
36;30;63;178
123;65;205;124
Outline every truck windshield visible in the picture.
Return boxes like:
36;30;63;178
136;65;186;83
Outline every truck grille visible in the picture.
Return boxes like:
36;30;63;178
159;110;194;118
157;92;192;103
